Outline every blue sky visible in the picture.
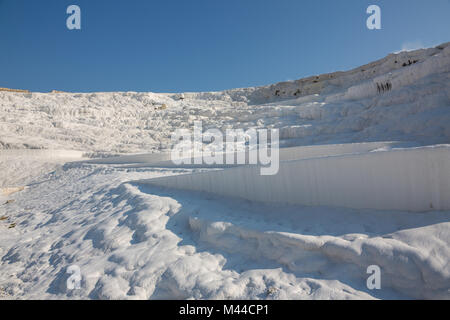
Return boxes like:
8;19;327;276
1;0;450;92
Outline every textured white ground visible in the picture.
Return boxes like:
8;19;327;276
0;43;450;300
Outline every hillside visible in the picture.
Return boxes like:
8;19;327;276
0;43;449;300
1;43;449;157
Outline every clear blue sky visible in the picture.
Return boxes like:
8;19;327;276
1;0;450;92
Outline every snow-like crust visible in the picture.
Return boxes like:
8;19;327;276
0;43;449;300
143;145;450;212
1;43;449;154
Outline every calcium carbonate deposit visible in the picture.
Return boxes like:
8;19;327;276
0;43;449;300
